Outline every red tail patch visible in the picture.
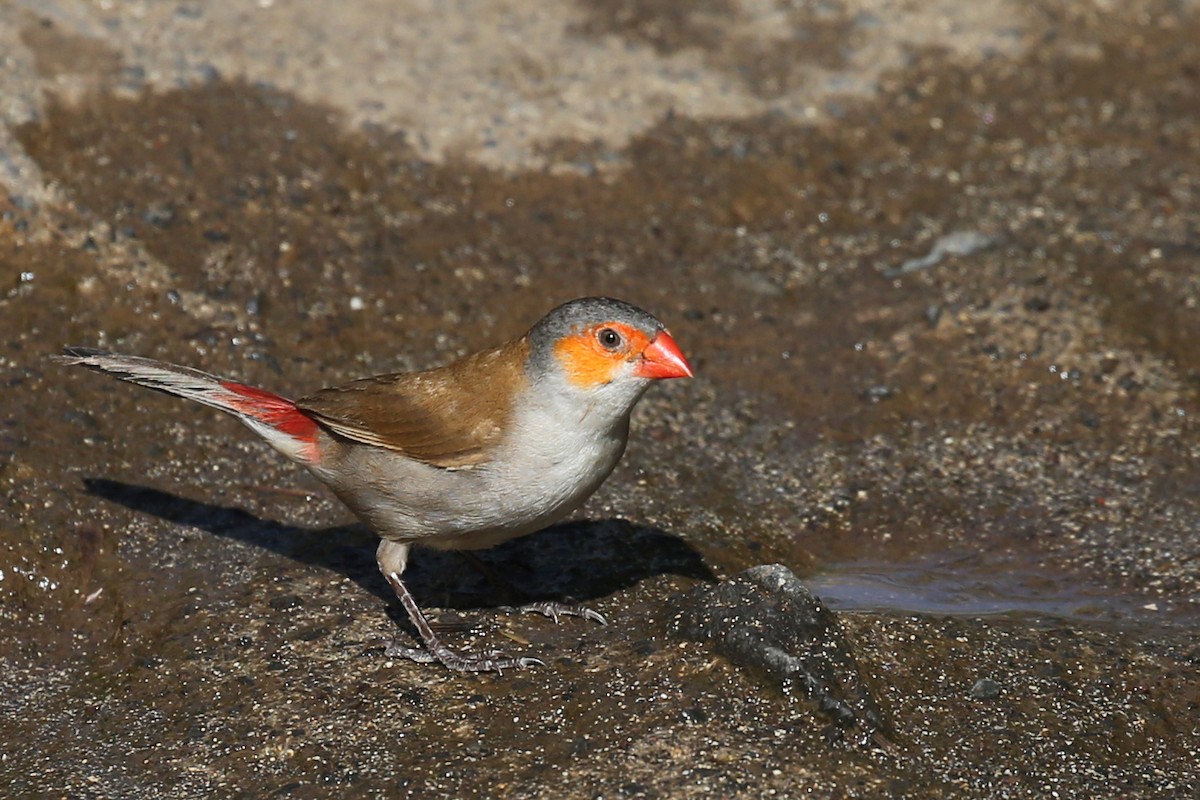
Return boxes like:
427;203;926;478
220;381;320;460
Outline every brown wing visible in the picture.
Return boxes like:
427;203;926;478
296;339;529;469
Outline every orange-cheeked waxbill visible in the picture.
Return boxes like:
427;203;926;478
57;297;693;672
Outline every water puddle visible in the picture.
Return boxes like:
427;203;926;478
806;552;1184;625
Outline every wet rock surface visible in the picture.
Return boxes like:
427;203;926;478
2;0;1199;797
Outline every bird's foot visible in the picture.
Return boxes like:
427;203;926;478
383;569;545;673
501;600;608;626
385;638;544;673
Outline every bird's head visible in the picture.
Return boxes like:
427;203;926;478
527;297;692;411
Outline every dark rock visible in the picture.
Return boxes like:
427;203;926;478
970;678;1002;700
670;564;885;737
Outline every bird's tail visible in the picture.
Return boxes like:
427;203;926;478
55;346;321;464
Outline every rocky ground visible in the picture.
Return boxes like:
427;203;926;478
1;0;1198;797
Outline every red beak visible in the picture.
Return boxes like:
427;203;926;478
634;330;693;380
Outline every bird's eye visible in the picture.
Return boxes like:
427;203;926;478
597;327;623;349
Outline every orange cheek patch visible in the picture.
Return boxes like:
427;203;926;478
554;323;652;388
555;336;620;387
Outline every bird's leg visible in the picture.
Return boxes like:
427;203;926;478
457;551;608;626
382;570;544;673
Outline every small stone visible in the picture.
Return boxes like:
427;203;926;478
269;594;303;611
860;385;895;403
970;678;1002;700
142;203;176;228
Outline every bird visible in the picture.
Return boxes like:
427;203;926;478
56;297;693;672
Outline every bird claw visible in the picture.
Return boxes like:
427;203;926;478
514;656;547;669
500;600;608;626
386;638;544;673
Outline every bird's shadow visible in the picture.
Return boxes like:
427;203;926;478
82;478;715;615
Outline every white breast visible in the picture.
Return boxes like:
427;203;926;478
480;396;631;531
